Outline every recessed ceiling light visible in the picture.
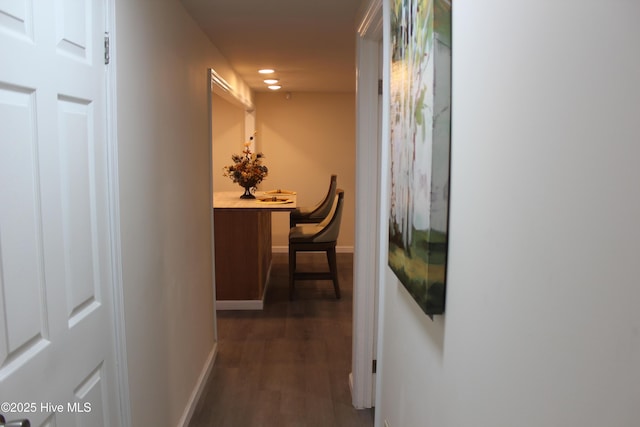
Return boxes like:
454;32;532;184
258;69;275;74
264;79;279;84
268;85;282;90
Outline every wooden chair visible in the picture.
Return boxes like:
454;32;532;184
289;174;337;227
288;189;344;300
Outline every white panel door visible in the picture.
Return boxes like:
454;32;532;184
0;1;120;426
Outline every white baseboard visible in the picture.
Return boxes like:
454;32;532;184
216;299;264;310
272;245;354;253
178;343;218;427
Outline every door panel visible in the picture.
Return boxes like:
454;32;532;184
0;83;49;378
55;0;90;61
0;0;119;426
57;96;102;326
0;0;33;40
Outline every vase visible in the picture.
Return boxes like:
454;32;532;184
240;185;255;199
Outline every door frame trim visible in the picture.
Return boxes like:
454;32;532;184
351;0;383;409
104;0;132;425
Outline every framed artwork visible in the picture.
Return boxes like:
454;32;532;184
388;0;452;316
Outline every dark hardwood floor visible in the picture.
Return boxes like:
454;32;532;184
189;252;374;427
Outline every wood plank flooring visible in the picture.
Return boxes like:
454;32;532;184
189;252;374;427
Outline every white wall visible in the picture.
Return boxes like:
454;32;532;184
376;1;640;427
114;1;251;425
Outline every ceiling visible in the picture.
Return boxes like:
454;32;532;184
181;0;363;93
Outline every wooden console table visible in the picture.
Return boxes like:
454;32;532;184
213;191;296;310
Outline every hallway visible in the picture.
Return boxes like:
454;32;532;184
189;252;374;427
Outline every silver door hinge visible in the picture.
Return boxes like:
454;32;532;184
104;33;110;65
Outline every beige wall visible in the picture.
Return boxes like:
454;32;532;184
114;0;252;425
211;93;247;193
254;92;356;249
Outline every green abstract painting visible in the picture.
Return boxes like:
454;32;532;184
389;0;451;317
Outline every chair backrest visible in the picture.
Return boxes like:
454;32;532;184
308;174;337;220
312;189;344;243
